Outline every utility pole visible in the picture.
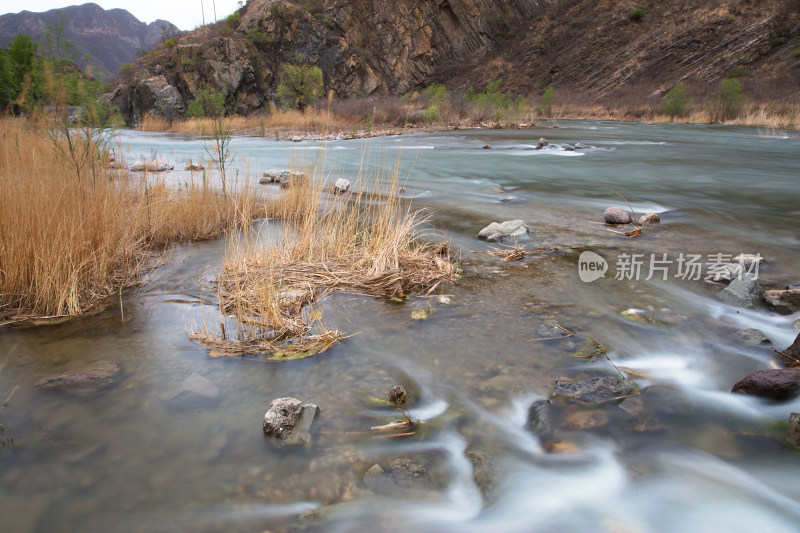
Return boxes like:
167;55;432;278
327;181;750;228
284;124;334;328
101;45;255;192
213;0;217;22
200;0;205;25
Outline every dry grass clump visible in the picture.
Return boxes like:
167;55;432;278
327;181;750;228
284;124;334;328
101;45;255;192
191;158;456;359
137;107;349;135
0;118;266;322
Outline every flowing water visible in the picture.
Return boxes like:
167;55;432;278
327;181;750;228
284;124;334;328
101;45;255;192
2;122;800;533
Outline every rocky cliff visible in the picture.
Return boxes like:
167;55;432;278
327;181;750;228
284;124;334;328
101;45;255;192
110;0;800;123
0;3;179;77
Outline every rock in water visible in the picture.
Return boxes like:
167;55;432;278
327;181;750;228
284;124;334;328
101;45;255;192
554;376;634;403
130;160;173;172
639;212;660;224
363;458;430;494
778;333;800;364
167;373;220;410
731;368;800;402
333;178;351;194
719;273;760;308
477;220;530;242
788;413;800;446
536;137;548;149
387;385;409;406
604;207;632;225
185;162;204;171
763;289;800;314
35;361;120;397
525;399;552;437
733;328;771;346
263;397;319;446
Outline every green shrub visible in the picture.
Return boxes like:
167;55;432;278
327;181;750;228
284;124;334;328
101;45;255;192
181;58;195;70
246;27;272;46
791;48;800;58
424;83;449;104
708;78;745;122
630;9;646;21
661;83;692;118
119;62;133;74
726;66;750;79
186;89;225;118
540;86;555;117
422;104;440;123
163;38;176;48
226;12;242;29
465;80;513;120
276;63;323;111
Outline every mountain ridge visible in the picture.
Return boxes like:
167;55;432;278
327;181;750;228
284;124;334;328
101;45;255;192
0;3;179;77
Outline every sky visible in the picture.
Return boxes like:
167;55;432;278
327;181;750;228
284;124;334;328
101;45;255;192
3;1;243;31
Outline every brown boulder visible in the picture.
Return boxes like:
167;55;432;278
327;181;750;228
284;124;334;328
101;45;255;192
604;207;632;225
731;368;800;402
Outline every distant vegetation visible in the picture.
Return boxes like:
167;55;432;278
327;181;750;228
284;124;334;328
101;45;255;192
0;28;118;126
661;83;692;119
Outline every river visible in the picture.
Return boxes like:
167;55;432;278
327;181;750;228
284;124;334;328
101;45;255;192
1;121;799;533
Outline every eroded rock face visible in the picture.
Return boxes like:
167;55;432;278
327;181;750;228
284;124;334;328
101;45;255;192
110;0;540;122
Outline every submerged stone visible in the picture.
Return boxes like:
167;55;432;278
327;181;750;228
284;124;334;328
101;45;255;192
363;458;430;494
788;413;800;447
525;399;552;437
35;361;120;397
466;451;498;500
733;328;772;346
167;373;220;410
553;376;634;403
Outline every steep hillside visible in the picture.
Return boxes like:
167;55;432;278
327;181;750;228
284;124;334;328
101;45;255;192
110;0;800;123
0;3;179;77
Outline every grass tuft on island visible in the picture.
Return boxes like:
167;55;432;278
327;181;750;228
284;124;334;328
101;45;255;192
190;158;457;360
0;117;268;323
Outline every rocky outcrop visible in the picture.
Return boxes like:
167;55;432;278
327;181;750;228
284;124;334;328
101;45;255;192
110;0;542;122
110;0;800;123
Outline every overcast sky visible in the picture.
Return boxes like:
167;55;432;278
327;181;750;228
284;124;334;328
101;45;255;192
3;1;243;31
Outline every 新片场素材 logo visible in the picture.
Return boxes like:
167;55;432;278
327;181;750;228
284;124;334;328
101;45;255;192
578;251;608;282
